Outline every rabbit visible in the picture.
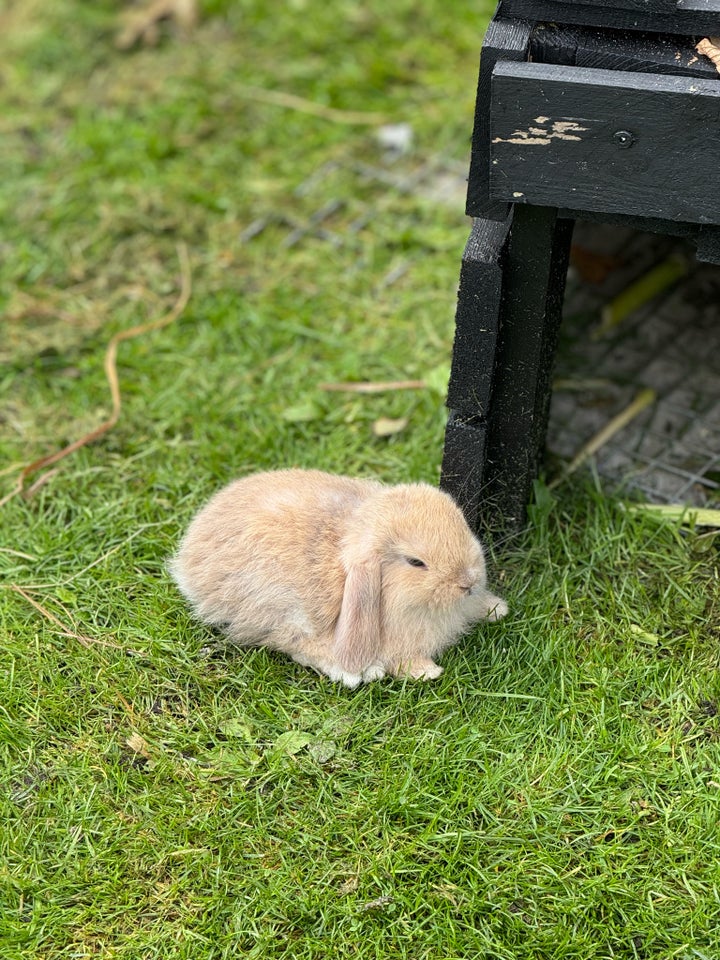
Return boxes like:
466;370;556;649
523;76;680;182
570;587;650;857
169;469;507;687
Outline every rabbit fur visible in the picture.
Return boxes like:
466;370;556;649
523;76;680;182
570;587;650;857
169;469;507;687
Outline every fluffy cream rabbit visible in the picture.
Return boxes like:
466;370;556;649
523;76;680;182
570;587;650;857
170;469;507;687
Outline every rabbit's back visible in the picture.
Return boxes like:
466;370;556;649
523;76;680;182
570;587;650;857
169;469;380;639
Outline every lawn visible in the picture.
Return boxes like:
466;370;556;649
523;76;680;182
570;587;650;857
1;2;719;958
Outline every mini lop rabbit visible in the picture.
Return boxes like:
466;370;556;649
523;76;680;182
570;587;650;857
170;469;507;687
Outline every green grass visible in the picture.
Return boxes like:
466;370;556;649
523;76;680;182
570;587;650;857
2;2;720;958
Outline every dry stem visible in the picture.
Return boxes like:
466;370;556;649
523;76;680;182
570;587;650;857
1;244;191;507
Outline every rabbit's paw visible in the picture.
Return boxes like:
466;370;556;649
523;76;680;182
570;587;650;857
361;662;386;683
392;658;444;680
323;662;363;689
485;597;509;621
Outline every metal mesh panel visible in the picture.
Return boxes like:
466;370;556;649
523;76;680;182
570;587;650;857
553;224;720;506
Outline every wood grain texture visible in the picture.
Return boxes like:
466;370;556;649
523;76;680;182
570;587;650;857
499;0;720;34
531;22;718;79
696;226;720;263
677;0;720;12
440;414;490;533
441;209;574;531
559;0;676;10
479;206;573;528
466;16;533;219
489;61;720;224
446;217;511;416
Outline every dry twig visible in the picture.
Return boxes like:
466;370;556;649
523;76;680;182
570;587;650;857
7;584;123;650
237;86;387;125
319;379;426;394
549;388;655;489
0;244;191;508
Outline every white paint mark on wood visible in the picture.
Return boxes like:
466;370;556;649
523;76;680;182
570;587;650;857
552;121;586;136
493;119;588;146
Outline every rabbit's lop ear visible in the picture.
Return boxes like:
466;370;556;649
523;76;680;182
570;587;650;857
333;559;382;673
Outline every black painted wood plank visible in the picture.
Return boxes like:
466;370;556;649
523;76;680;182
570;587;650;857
442;208;574;532
499;0;720;35
441;414;490;533
559;0;676;10
678;0;720;12
559;205;699;239
531;23;718;79
490;61;720;224
696;226;720;263
446;217;510;415
466;16;533;220
441;217;511;532
481;206;574;529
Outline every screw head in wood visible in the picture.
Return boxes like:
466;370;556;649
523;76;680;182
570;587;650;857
613;130;635;149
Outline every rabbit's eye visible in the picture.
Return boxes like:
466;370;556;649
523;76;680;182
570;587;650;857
405;557;427;569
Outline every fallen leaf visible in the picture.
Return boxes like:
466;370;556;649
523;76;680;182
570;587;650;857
360;895;394;912
271;730;313;756
217;719;254;741
116;0;198;50
696;37;720;73
126;733;152;759
337;877;359;895
372;416;408;437
308;739;337;763
280;401;322;423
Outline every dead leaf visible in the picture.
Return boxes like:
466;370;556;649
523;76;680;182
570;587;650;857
116;0;198;50
696;37;720;73
372;416;408;438
360;895;394;912
125;733;152;759
337;877;359;896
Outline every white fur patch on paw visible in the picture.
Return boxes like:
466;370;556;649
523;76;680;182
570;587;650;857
401;659;444;680
487;599;509;621
324;664;363;688
361;662;386;683
418;661;444;680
